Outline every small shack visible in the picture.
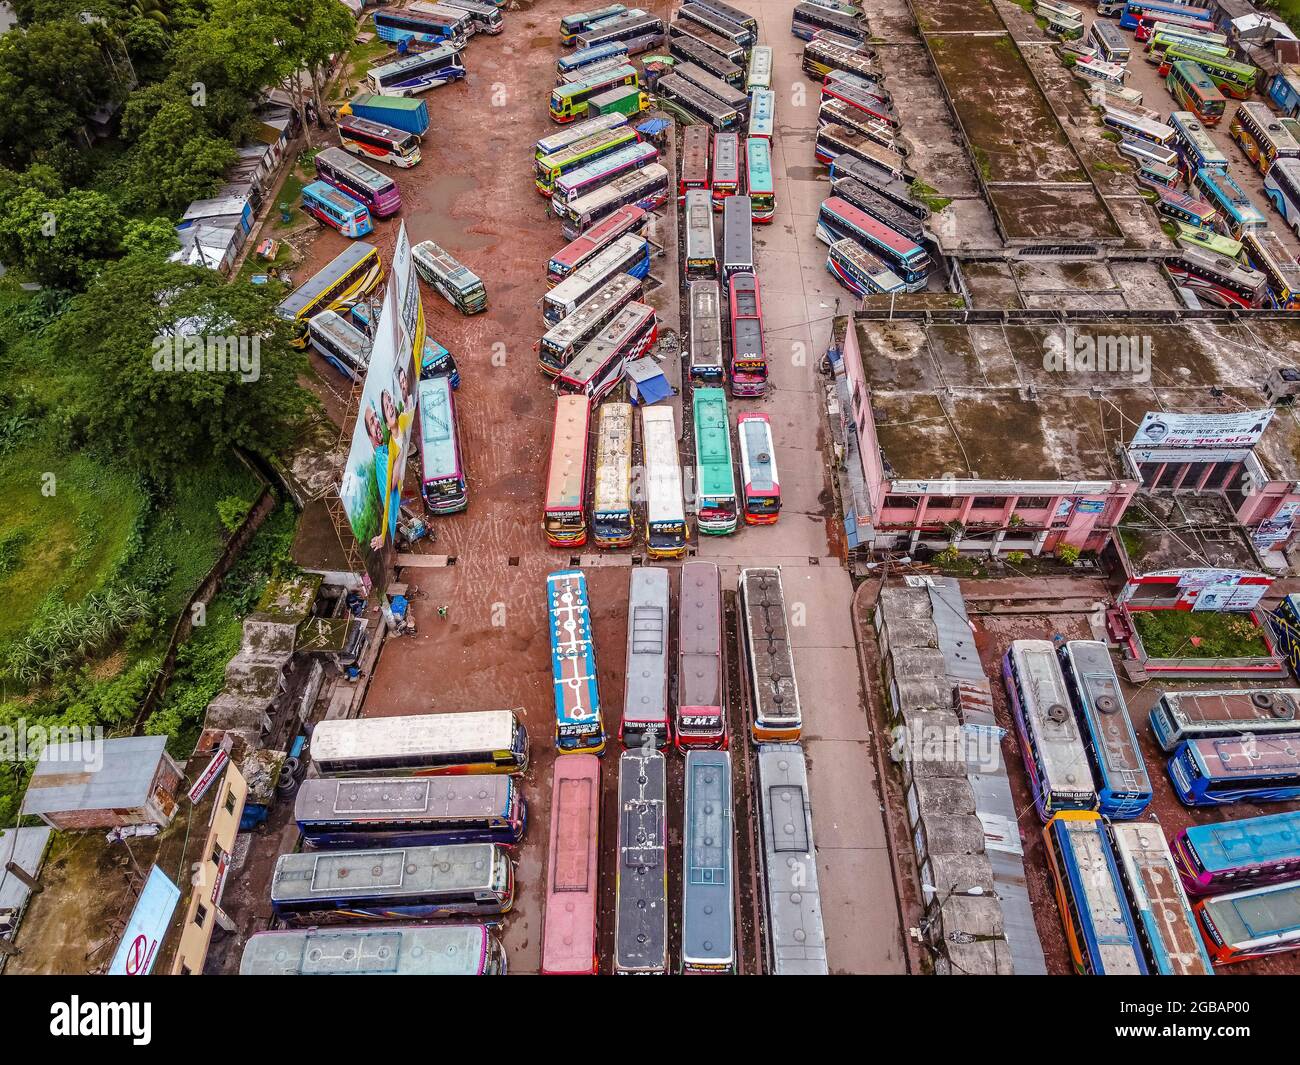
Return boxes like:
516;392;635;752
21;736;183;831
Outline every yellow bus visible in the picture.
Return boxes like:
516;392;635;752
276;243;384;347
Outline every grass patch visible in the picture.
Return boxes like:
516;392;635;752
267;151;321;233
910;179;953;212
0;450;144;642
1132;609;1271;660
1092;160;1130;173
336;37;394;102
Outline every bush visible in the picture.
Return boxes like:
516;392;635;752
1006;551;1027;564
217;494;253;533
936;546;961;566
1057;544;1081;565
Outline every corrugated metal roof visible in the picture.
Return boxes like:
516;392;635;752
0;826;51;911
22;736;168;816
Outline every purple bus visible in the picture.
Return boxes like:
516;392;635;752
314;146;402;218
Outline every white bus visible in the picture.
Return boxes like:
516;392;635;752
739;567;803;742
307;309;371;381
592;400;635;548
1265;158;1300;237
687;278;724;381
641;405;687;559
684;188;717;279
311;710;530;776
542;234;649;324
539;272;643;374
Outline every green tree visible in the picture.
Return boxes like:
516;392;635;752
122;216;180;257
0;187;124;288
0;19;124;168
50;254;312;482
121;97;236;213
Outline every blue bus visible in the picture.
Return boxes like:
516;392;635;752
1109;821;1214;976
373;7;470;45
301;181;372;238
1043;811;1148;975
1168;733;1300;807
1173;809;1300;895
815;197;932;291
681;748;735;973
1119;1;1212;31
546;569;607;754
1058;641;1152;819
557;40;630;76
1195;166;1268;238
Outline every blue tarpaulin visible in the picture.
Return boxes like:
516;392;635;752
625;357;672;405
636;119;671;138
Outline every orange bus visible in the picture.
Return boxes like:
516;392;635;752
545;395;591;547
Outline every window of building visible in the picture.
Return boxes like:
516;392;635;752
970;496;1007;509
1016;496;1050;510
884;495;919;509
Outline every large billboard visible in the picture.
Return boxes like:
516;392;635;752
339;222;422;591
1130;409;1274;449
108;865;181;976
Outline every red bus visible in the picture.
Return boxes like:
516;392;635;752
556;301;657;401
546;204;648;285
711;131;741;211
820;79;896;129
680;123;712;201
676;561;727;748
728;271;767;398
541;753;602;975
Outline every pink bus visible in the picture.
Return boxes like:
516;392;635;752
314;146;402;218
546;204;647;285
541;754;601;975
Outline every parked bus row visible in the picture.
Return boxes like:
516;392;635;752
543;394;781;549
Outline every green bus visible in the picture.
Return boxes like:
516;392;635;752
1161;44;1257;98
692;386;737;535
1174;220;1242;258
550;63;639;122
535;125;640;194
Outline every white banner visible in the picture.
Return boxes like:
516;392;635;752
1131;409;1274;449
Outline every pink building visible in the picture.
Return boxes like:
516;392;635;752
836;314;1300;563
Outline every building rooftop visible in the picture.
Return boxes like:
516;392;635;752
854;316;1300;485
22;736;169;817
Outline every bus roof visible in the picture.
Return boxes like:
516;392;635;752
417;375;458;479
740;568;800;727
316;147;394;191
542;754;601;974
546;395;590;508
1109;821;1212;976
738;412;778;493
593;400;633;512
641;405;685;524
547;569;603;731
1189;732;1300;779
1009;640;1093;796
1050;813;1146;974
277;242;379;320
746;136;773;192
1199;878;1300;947
369;42;465;80
1184;809;1300;873
312;711;519;765
682;749;734;966
623;568;669;725
757;744;828;974
1161;688;1300;727
295;775;513;824
271;844;500;904
1063;641;1149;793
239;925;492;975
693;387;734;496
615;750;668;972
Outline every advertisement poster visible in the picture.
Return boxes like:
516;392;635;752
339;225;420;591
1131;409;1274;449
